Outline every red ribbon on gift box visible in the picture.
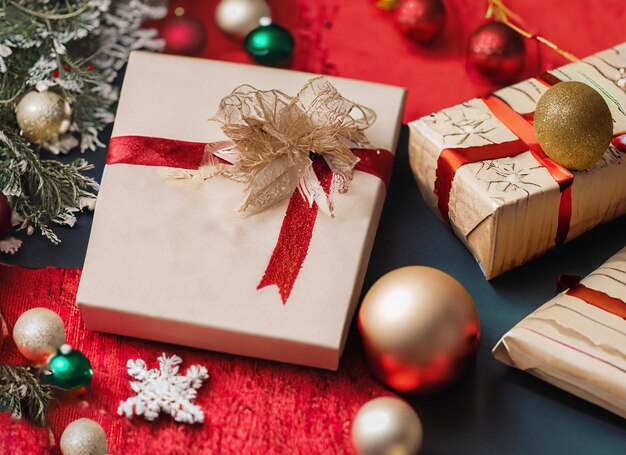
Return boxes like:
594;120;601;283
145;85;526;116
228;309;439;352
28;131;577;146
434;76;574;246
567;284;626;320
434;75;626;248
107;136;393;304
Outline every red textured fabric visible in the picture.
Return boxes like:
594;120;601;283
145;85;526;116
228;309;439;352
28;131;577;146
151;0;626;123
0;266;391;454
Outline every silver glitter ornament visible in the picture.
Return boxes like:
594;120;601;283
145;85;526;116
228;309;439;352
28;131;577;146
12;307;66;363
60;418;108;455
215;0;271;38
15;90;72;144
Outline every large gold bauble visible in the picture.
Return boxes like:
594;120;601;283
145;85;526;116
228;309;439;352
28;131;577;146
358;266;480;394
534;81;613;170
351;397;423;455
15;90;72;144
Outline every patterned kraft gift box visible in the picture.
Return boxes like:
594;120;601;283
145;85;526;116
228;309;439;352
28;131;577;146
493;246;626;419
76;51;406;370
408;43;626;279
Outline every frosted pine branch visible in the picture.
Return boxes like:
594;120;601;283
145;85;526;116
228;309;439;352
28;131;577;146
0;0;166;246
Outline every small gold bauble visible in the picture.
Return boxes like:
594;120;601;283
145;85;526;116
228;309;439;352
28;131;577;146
60;418;108;455
534;81;613;170
12;307;66;363
15;90;72;144
358;266;480;394
351;397;423;455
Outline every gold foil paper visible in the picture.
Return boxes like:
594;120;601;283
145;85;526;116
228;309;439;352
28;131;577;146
408;43;626;279
493;246;626;419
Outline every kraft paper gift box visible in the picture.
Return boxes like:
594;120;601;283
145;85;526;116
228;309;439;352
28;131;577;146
493;245;626;419
76;51;406;370
408;42;626;279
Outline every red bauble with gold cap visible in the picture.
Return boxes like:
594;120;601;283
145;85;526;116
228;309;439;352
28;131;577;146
161;10;207;56
467;21;525;84
395;0;446;44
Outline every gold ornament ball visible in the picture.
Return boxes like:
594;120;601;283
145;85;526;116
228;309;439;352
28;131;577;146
351;397;423;455
15;90;72;144
12;307;66;363
534;81;613;170
358;266;480;394
60;418;108;455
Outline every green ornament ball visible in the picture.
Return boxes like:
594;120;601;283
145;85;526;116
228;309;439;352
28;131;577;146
42;345;93;390
244;23;294;65
534;81;613;171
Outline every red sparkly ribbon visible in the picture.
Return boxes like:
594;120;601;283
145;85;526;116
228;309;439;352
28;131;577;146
108;136;394;304
567;284;626;320
481;94;574;246
434;77;574;246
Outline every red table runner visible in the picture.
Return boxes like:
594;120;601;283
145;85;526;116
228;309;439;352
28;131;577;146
0;266;390;454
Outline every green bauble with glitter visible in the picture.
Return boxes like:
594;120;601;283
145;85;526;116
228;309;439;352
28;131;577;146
41;345;93;390
244;22;294;65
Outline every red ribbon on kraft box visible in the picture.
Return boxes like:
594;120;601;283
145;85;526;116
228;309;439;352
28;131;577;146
107;136;393;304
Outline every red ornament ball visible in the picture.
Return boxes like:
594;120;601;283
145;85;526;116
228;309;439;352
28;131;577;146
0;193;12;236
467;21;525;84
161;15;207;56
396;0;446;44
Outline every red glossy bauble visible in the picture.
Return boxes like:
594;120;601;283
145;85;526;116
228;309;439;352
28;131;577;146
0;193;12;236
161;15;207;56
396;0;446;44
467;21;525;84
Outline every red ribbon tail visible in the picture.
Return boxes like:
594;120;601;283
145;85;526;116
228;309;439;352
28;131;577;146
257;157;334;304
257;193;319;304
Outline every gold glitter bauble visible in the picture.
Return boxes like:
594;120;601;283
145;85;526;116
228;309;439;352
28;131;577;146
351;397;423;455
15;90;72;144
12;307;66;363
60;418;108;455
534;81;613;171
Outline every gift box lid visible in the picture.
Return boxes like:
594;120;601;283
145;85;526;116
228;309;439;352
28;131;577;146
77;51;406;370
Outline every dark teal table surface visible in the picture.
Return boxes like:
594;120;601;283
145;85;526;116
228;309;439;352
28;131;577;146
3;125;626;454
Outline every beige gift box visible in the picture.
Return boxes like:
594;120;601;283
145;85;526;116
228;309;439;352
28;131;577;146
408;42;626;279
76;52;406;370
493;246;626;419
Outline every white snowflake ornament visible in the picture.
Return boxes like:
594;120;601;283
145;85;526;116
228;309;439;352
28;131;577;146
118;353;209;424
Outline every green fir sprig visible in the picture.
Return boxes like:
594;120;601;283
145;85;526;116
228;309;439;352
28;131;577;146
0;364;53;426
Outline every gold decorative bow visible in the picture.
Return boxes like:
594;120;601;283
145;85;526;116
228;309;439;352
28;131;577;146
203;77;376;216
